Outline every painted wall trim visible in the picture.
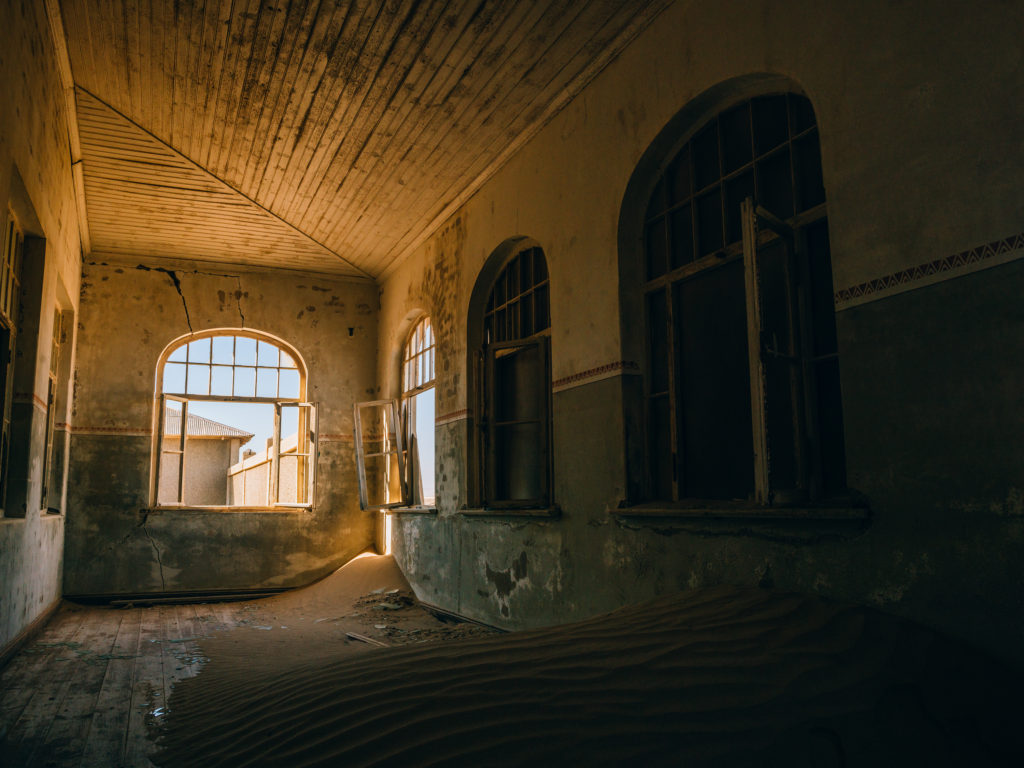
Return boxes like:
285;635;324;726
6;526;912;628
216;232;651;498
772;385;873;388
552;360;640;393
436;409;470;426
835;232;1024;311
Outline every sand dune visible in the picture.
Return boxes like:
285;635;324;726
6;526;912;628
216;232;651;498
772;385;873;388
156;559;1024;767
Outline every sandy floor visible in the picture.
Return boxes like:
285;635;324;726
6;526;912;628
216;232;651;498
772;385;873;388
155;555;1024;767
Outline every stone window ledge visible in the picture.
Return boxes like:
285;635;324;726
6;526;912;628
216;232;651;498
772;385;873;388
459;505;561;519
142;506;312;515
388;505;438;516
613;500;869;524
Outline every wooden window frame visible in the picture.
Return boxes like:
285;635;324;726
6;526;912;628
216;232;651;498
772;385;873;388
153;332;315;509
0;211;23;517
400;316;435;507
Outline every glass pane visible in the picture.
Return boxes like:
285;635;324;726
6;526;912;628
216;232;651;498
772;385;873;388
494;308;507;343
724;170;755;245
211;365;233;396
509;301;521;342
669;204;693;268
794;131;825;212
279;350;297;369
752;94;789;155
426;345;434;382
647;393;672;500
720;102;752;174
520;252;532;290
279;368;300;399
256;368;278;398
424;318;433;348
188;338;210;364
257;341;279;367
507;256;520;297
494;423;542;501
494;271;506;309
696;188;724;257
494;344;541;422
186;364;209;395
533;249;548;282
645;290;669;395
412;389;435;505
234;366;256;397
277;454;300;504
168;345;187;363
645;217;668;279
646;178;666;220
279;405;299;440
211;336;234;364
520;291;534;338
757;147;794;220
789;93;816;134
692;122;720;191
163;362;186;393
534;284;549;332
668;145;692;204
235;337;257;365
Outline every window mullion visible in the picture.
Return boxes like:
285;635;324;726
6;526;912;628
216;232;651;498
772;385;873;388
741;197;770;505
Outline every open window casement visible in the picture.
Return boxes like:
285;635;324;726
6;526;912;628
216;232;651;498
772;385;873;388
156;394;188;505
273;402;318;506
742;197;817;506
483;336;550;508
353;399;409;510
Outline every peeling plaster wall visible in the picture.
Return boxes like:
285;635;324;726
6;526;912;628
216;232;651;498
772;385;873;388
379;0;1024;666
0;3;84;653
64;261;378;596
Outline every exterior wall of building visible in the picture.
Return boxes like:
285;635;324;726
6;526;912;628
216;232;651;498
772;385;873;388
0;4;85;655
378;0;1024;666
65;265;378;596
158;436;242;506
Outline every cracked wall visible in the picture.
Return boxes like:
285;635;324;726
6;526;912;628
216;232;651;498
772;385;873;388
64;261;378;595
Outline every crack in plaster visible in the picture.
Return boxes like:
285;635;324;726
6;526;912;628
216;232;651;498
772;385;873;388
136;265;192;332
138;510;167;591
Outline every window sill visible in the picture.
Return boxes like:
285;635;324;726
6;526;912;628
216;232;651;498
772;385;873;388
388;505;438;516
144;505;312;515
459;505;561;519
614;499;869;522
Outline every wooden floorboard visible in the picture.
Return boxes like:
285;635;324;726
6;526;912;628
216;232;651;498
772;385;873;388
0;602;222;768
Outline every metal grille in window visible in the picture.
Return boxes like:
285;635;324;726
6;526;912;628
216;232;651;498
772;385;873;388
483;246;550;344
402;316;435;393
162;335;301;400
643;93;824;280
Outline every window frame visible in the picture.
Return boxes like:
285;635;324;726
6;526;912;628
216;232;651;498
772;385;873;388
0;210;24;517
400;315;435;507
637;92;846;507
472;244;553;509
151;330;316;509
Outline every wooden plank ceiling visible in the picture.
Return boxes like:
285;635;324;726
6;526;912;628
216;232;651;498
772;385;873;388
58;0;668;278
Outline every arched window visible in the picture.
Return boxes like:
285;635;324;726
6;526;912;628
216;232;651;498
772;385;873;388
154;331;316;508
402;316;435;506
638;92;845;504
472;243;552;507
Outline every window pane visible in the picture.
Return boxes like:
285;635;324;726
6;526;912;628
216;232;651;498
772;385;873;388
645;217;668;279
646;178;666;220
509;300;521;342
757;147;794;220
533;249;548;282
534;284;550;332
519;252;532;290
211;365;233;396
189;337;210;363
163;362;186;393
168;345;187;363
696;188;723;257
724;170;755;245
794;131;825;212
279;350;297;369
669;204;693;268
520;291;534;338
494;423;542;501
279;405;299;439
692;122;720;191
647;393;672;500
494;271;507;309
494;308;506;343
719;102;752;174
235;366;256;397
279;368;300;399
257;368;278;398
645;290;669;395
507;255;520;297
789;93;816;134
257;341;279;367
494;344;541;422
235;337;257;365
668;145;692;204
211;336;234;364
752;94;789;154
187;364;209;395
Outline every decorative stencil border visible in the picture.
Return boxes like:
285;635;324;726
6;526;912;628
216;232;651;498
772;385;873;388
835;232;1024;310
552;360;640;393
71;425;152;437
